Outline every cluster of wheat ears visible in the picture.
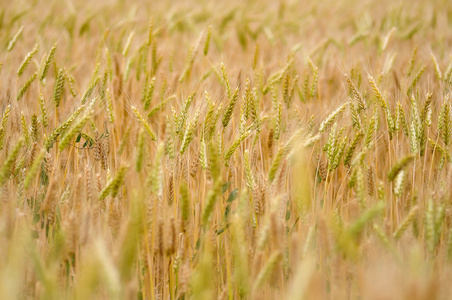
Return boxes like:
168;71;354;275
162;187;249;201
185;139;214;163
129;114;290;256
2;0;452;299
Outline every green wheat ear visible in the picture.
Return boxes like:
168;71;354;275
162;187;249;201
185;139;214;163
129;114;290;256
99;165;128;200
53;68;65;107
24;149;45;190
39;42;57;82
59;109;93;151
45;104;86;150
180;110;200;155
387;154;415;182
135;129;146;172
17;42;39;77
131;105;156;141
144;77;156;111
203;25;212;56
180;181;190;229
394;206;418;240
146;142;164;193
319;102;349;133
0;137;24;186
201;178;222;224
7;26;23;52
17;72;37;101
222;87;239;128
252;251;282;292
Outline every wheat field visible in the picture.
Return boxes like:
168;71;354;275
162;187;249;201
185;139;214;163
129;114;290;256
1;0;452;299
